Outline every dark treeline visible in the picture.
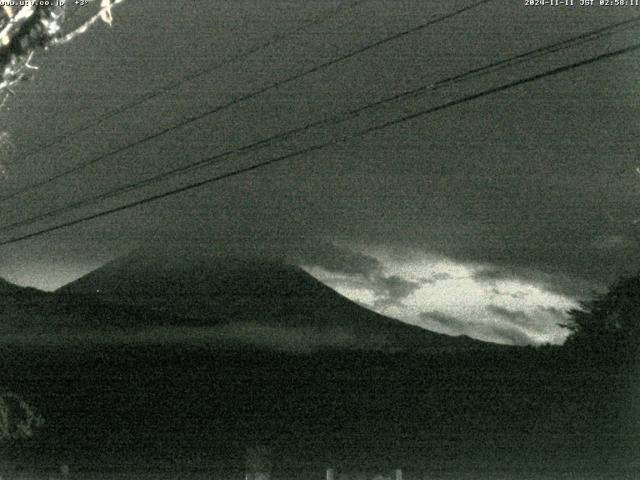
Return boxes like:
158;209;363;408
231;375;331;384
1;271;639;479
1;343;638;479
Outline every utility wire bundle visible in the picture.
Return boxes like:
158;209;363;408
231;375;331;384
0;0;638;246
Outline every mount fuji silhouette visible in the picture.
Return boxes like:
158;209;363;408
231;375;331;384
52;251;489;352
0;253;632;478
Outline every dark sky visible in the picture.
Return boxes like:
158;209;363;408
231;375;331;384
0;0;638;344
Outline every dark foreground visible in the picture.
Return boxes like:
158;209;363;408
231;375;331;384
1;345;639;480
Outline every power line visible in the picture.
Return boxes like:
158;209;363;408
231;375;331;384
1;16;637;234
429;14;640;90
361;42;640;136
0;0;493;203
11;0;362;160
1;40;637;247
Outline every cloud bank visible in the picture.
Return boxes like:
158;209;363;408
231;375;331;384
300;244;582;345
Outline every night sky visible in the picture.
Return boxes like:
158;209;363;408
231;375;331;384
0;0;639;345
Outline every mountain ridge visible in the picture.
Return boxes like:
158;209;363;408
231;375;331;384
55;252;492;352
0;252;502;352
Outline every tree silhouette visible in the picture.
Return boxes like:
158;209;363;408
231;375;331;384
0;392;44;477
0;391;44;442
0;1;123;94
562;272;640;360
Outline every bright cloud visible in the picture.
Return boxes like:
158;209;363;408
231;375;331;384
302;244;582;346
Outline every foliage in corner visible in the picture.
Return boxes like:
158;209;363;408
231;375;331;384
562;272;640;361
0;0;124;93
0;391;44;442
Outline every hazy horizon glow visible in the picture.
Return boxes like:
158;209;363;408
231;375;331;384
2;262;107;292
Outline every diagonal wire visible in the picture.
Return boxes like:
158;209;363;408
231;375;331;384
1;40;637;247
1;0;362;171
0;0;492;203
1;15;637;234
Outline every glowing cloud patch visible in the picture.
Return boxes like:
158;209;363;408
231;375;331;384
302;245;581;346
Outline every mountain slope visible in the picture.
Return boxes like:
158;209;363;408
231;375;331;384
0;278;43;297
57;252;489;352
